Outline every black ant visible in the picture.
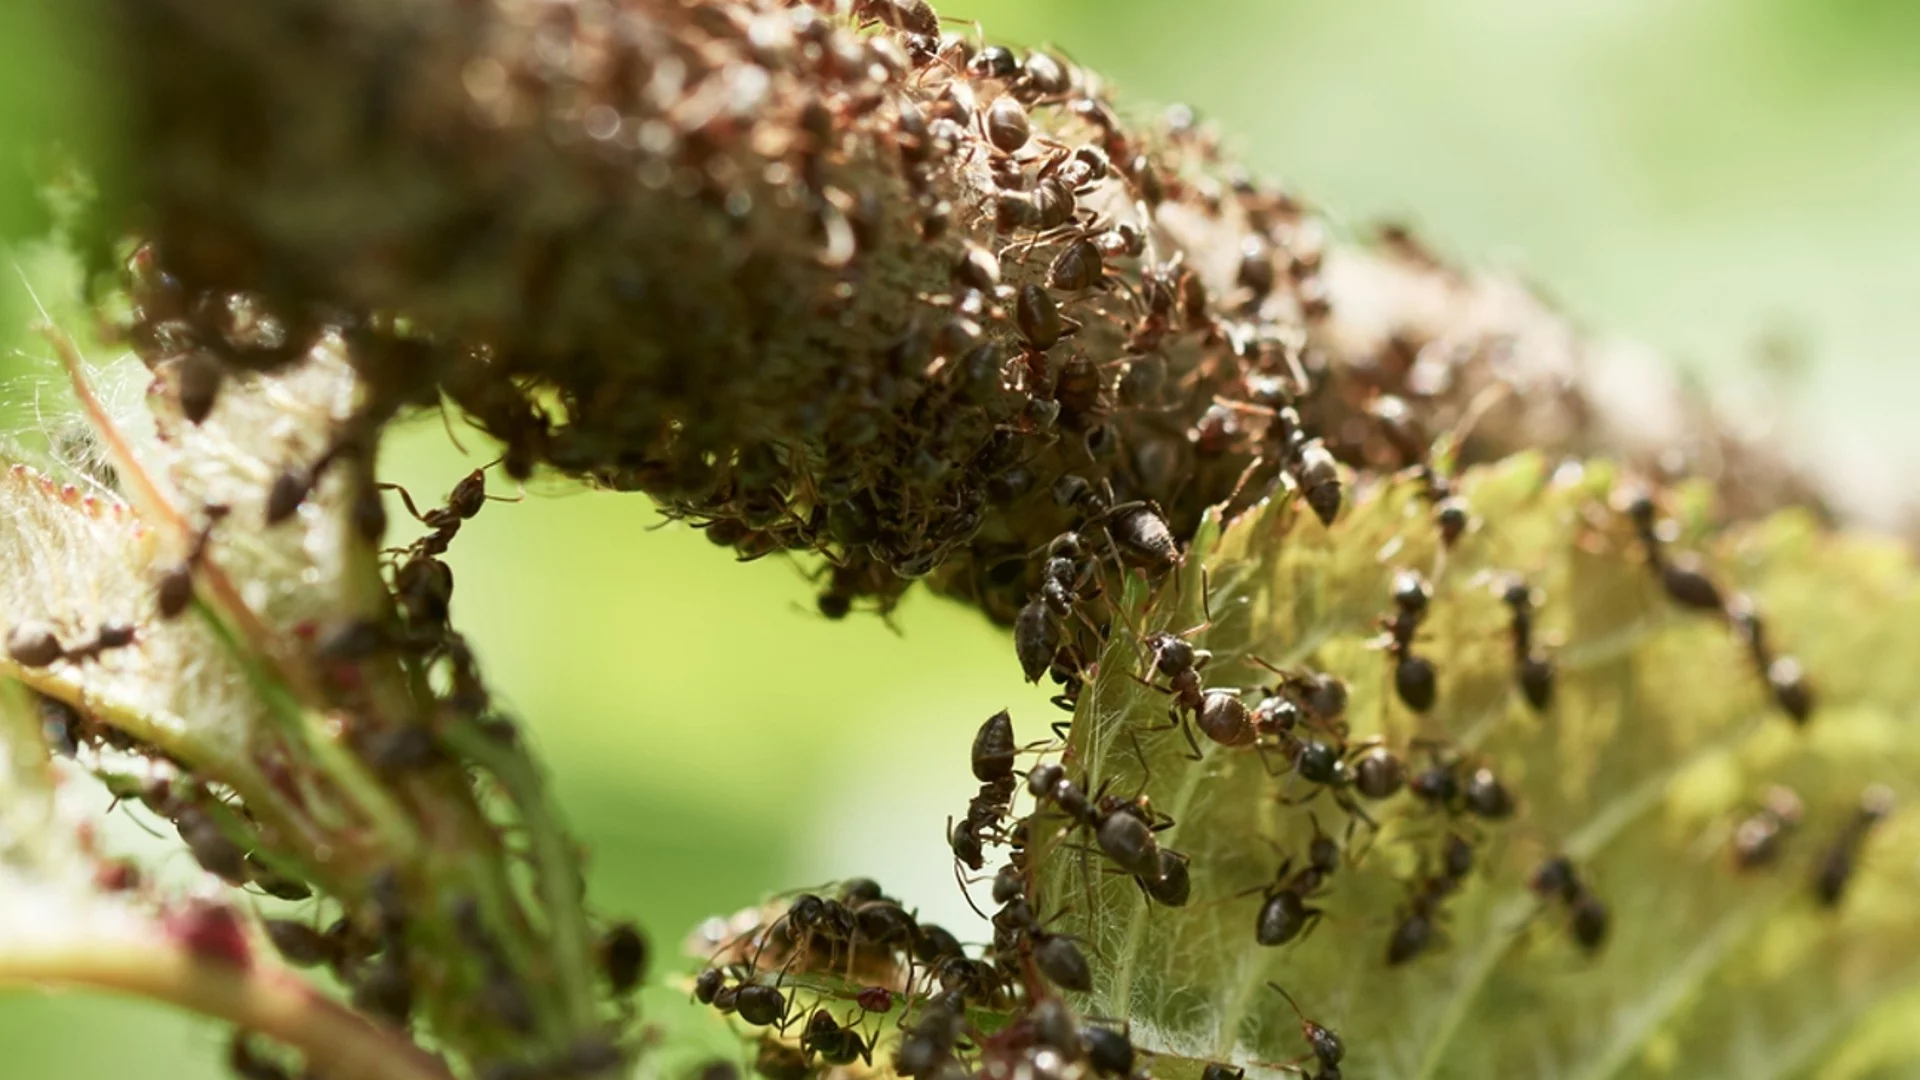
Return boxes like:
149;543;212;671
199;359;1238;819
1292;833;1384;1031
1813;784;1895;908
1501;576;1554;711
1623;487;1724;614
894;990;968;1077
800;1009;872;1066
1529;855;1609;953
1730;785;1803;871
1265;983;1344;1080
1079;1020;1139;1078
1026;761;1176;886
1054;474;1182;577
1128;581;1258;758
1244;818;1340;947
1407;744;1516;822
598;922;648;996
1217;399;1342;528
6;619;137;668
1728;593;1814;725
1385;833;1476;965
1379;570;1437;712
992;895;1093;993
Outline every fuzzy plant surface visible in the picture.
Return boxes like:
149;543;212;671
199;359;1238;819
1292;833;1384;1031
1028;457;1920;1079
0;2;1915;1080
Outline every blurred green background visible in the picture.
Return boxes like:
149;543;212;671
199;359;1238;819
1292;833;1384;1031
1;0;1916;1075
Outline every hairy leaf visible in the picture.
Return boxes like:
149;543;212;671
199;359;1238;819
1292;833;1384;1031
1037;454;1920;1079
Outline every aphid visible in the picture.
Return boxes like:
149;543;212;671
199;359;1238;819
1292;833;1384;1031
1501;577;1554;711
1731;785;1803;870
1267;983;1344;1078
1813;784;1896;908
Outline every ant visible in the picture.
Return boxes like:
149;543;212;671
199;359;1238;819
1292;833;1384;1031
1727;593;1814;725
1127;580;1258;757
1243;818;1340;947
1730;785;1803;871
1378;570;1437;712
155;504;230;619
992;895;1093;993
1813;784;1896;908
1500;576;1554;712
1622;487;1724;615
1218;400;1342;528
384;464;516;559
800;1009;872;1066
1529;855;1609;953
1054;474;1182;577
1407;743;1516;822
6;619;137;669
1265;983;1344;1080
1026;761;1176;886
1015;533;1101;701
1385;833;1475;965
598;922;648;996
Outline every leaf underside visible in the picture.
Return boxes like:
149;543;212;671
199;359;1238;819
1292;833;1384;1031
1035;453;1920;1080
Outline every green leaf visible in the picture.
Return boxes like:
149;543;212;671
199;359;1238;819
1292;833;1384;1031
1036;454;1920;1079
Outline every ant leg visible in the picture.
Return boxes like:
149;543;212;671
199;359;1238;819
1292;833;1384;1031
377;483;430;523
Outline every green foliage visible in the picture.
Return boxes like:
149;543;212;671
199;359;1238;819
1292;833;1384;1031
1037;455;1920;1078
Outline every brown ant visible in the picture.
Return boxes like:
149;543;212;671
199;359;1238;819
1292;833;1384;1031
1813;784;1895;908
1264;983;1344;1079
1500;576;1554;711
384;464;516;559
